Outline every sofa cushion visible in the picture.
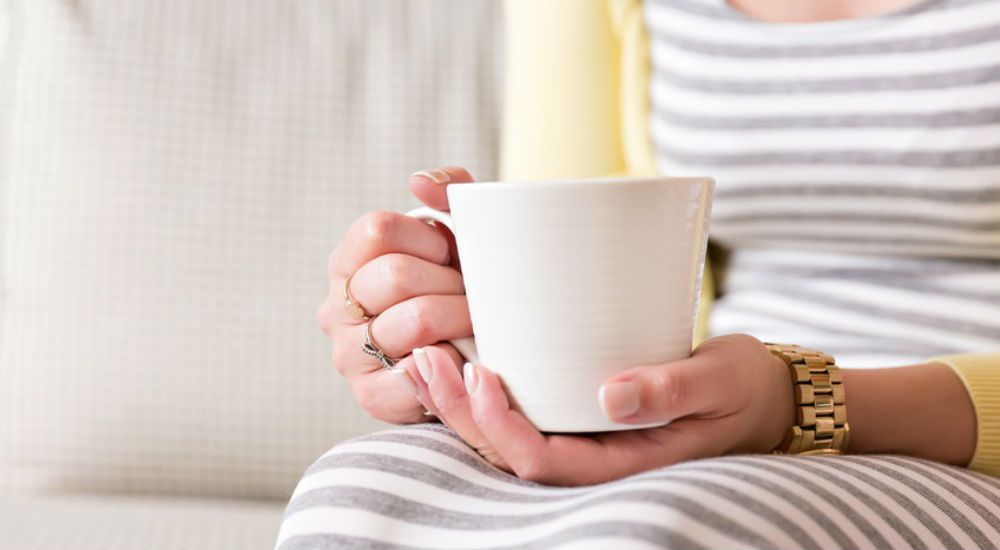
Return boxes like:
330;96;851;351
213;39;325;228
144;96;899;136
0;0;502;500
277;425;1000;550
1;494;284;550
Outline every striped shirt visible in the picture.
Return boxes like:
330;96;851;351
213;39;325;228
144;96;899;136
276;424;1000;549
645;0;1000;367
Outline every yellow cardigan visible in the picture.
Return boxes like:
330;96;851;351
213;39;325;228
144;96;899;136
501;0;1000;476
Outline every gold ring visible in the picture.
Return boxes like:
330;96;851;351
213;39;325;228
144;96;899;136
344;272;370;321
361;316;399;371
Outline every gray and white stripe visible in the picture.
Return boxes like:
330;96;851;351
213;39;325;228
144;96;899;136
646;0;1000;362
275;425;1000;549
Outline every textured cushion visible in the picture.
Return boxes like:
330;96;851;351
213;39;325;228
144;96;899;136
0;0;502;500
277;425;1000;550
0;494;284;550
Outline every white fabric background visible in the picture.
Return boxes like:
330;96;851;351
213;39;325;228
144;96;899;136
0;0;502;500
1;494;284;550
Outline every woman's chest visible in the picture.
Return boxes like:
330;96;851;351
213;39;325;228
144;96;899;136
645;0;1000;258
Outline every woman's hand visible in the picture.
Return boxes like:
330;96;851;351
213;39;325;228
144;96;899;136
411;334;795;485
316;166;475;424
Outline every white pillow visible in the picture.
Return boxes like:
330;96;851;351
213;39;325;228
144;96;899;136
0;0;502;499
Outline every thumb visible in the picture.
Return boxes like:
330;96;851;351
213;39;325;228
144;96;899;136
408;166;476;211
599;353;728;425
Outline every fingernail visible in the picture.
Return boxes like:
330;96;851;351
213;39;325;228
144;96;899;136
412;168;451;185
393;368;417;395
413;347;433;384
463;362;478;393
599;381;640;420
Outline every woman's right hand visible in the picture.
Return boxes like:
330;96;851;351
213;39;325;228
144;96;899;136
316;166;475;423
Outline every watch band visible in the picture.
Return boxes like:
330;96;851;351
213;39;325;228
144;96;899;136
765;343;850;456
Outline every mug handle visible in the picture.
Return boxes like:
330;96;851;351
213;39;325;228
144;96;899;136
405;206;480;364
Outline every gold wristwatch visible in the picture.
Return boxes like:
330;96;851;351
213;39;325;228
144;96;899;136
765;343;850;456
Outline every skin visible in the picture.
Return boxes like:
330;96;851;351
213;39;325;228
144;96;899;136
729;0;924;22
316;167;477;424
318;166;977;486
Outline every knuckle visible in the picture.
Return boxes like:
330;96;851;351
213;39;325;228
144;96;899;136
353;375;414;423
361;211;401;248
654;367;686;412
381;254;416;295
316;300;332;334
513;456;550;483
730;333;763;349
330;345;352;375
402;297;437;342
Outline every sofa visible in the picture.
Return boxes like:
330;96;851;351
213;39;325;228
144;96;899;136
0;1;502;548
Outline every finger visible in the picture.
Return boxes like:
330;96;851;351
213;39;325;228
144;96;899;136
464;363;552;478
598;352;736;425
601;416;741;466
412;347;509;470
467;364;645;484
399;356;439;419
348;253;464;318
334;294;472;377
399;344;463;421
330;211;450;278
370;294;473;359
395;355;442;422
467;363;732;484
409;166;476;211
348;358;429;424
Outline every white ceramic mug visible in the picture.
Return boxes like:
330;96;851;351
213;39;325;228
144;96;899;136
407;176;713;433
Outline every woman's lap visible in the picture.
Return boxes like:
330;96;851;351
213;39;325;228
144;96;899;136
276;424;1000;550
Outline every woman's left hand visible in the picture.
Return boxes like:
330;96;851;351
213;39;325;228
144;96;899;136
406;334;795;486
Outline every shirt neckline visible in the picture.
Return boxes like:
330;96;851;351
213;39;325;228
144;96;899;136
710;0;943;35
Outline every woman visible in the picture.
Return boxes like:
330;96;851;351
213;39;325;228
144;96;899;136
317;0;999;485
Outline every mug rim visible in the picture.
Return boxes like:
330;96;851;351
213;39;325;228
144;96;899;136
447;176;714;193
